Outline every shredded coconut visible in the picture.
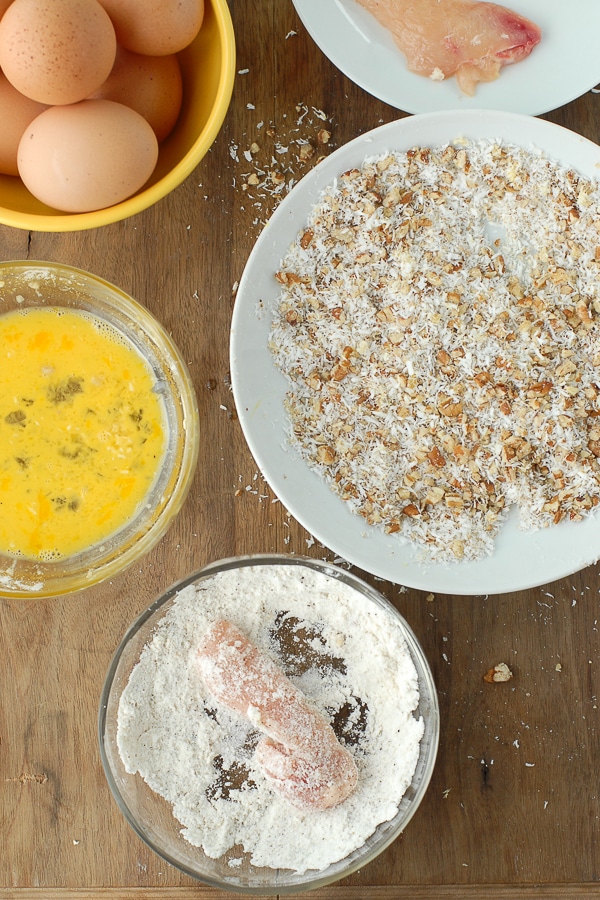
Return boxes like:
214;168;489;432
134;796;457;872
269;140;600;562
117;564;423;874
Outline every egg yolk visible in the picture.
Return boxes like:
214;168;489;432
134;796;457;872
0;307;167;561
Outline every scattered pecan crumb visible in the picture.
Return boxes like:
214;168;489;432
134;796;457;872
483;662;513;683
229;104;334;239
299;142;315;160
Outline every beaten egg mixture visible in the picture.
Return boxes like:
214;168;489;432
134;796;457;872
0;307;167;560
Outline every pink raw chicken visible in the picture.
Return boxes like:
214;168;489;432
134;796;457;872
356;0;542;95
197;619;358;810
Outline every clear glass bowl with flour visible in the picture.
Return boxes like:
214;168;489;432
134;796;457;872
99;554;439;893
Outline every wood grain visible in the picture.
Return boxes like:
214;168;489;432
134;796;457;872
2;889;600;900
2;0;600;895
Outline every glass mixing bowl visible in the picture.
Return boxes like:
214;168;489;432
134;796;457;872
99;554;439;894
0;261;200;598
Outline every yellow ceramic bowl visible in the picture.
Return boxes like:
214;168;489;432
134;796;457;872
0;261;200;598
0;0;235;232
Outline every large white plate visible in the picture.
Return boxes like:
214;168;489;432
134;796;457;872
292;0;600;115
230;111;600;595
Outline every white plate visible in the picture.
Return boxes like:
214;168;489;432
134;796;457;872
230;110;600;595
292;0;600;115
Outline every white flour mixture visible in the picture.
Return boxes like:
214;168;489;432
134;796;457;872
117;563;424;873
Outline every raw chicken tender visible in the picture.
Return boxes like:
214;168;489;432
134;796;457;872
357;0;541;95
197;619;358;810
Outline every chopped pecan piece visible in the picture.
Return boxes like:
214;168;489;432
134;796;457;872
484;663;513;683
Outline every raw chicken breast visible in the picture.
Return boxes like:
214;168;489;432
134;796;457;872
356;0;541;95
197;619;359;810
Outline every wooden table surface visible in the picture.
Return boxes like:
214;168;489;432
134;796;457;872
2;2;600;898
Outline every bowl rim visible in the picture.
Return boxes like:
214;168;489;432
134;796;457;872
98;553;440;894
0;260;200;598
0;0;236;232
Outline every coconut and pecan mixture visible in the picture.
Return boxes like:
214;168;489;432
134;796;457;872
268;141;600;562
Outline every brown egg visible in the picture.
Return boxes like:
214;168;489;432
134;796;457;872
90;46;183;143
18;99;159;212
0;0;14;16
0;0;117;105
0;71;47;175
97;0;204;56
